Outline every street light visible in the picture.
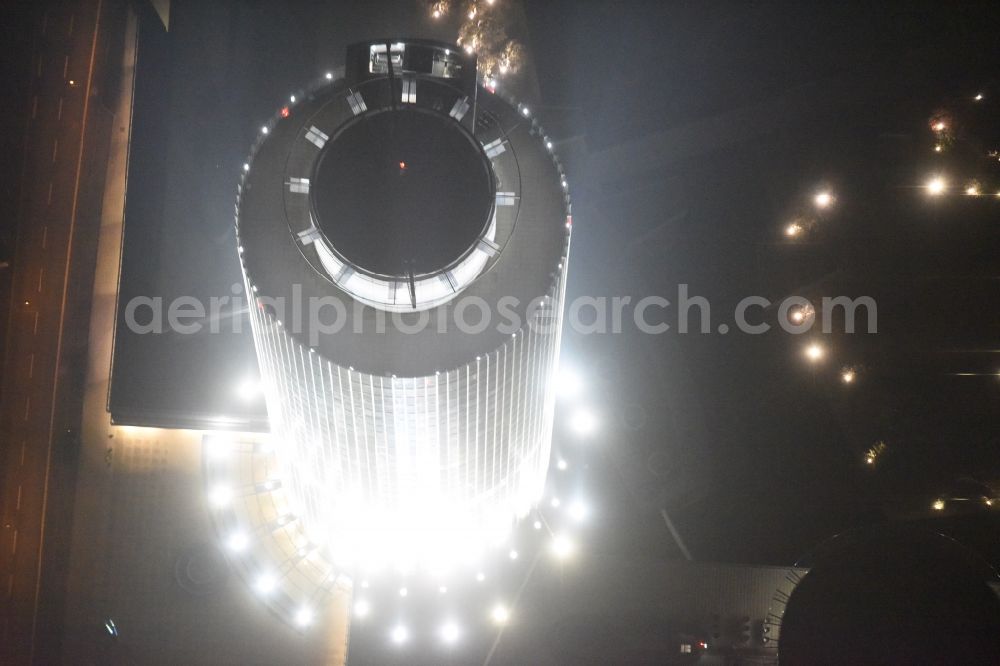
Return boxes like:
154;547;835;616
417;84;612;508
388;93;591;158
804;342;825;362
926;176;947;196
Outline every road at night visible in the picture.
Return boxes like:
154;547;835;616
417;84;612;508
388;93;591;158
0;2;116;662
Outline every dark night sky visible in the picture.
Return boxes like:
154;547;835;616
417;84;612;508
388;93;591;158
105;0;1000;567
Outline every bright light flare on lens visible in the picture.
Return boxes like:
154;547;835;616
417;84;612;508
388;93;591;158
568;500;589;523
354;599;371;618
932;499;945;511
551;534;575;560
785;222;803;237
804;343;825;362
226;531;248;552
208;484;233;508
556;368;582;399
440;620;461;644
569;408;597;436
236;378;261;400
255;573;276;595
926;177;947;196
295;607;313;627
814;191;833;209
491;603;510;625
390;625;409;645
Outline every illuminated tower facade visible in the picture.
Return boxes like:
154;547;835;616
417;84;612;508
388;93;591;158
235;39;571;568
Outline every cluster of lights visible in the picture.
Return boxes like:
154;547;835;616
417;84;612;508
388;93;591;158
446;0;525;82
788;303;815;325
206;358;596;642
925;175;1000;198
929;495;997;512
863;440;886;467
204;433;338;633
782;188;834;240
926;97;1000;194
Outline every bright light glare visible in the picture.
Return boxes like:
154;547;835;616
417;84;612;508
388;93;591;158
965;184;981;196
551;534;575;560
568;500;589;523
390;625;409;645
476;572;486;582
226;531;248;552
556;368;583;399
208;484;233;508
841;369;856;384
975;93;984;101
255;573;276;595
295;607;313;627
533;520;542;530
440;620;461;644
398;587;408;597
804;343;825;362
325;71;333;80
569;408;597;436
508;549;519;560
932;499;945;511
556;458;568;471
205;435;232;461
236;378;261;400
353;599;370;618
814;191;833;208
933;121;946;132
491;603;510;625
785;222;803;237
926;177;947;196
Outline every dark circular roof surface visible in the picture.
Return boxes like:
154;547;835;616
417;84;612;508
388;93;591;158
236;72;570;376
310;107;494;277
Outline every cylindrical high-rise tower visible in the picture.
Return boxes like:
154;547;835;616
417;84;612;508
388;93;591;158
235;39;571;569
